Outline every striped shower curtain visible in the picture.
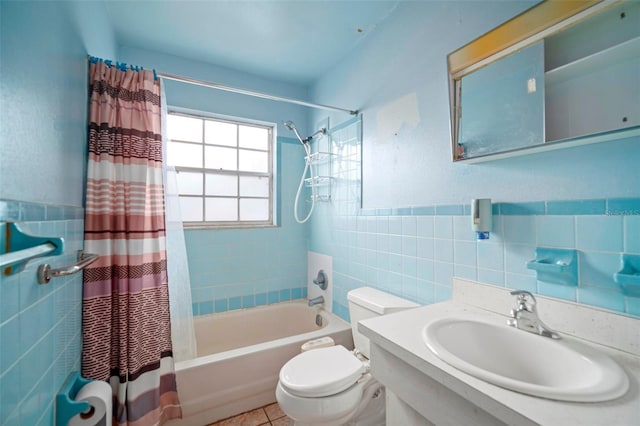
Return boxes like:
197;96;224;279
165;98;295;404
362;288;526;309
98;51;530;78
82;58;181;425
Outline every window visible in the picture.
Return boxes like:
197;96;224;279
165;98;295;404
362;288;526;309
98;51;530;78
166;112;274;227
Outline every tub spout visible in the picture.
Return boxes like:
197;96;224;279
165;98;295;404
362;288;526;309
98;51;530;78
308;296;324;307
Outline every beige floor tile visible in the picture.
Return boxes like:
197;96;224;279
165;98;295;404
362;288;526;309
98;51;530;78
214;407;270;426
271;416;295;426
264;402;286;421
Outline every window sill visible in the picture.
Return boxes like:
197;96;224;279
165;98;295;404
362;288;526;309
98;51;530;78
182;222;278;230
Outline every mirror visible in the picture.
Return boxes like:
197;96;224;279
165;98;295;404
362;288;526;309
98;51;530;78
448;0;640;162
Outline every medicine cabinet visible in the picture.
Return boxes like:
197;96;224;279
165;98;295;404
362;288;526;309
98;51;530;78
448;0;640;163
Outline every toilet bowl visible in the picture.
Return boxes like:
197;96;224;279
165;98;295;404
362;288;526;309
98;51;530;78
276;373;384;426
276;345;383;425
276;287;419;425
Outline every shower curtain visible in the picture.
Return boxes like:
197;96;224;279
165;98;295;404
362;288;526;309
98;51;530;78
161;80;197;362
82;57;181;425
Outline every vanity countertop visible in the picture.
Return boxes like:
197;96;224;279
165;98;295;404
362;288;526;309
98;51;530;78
359;298;640;426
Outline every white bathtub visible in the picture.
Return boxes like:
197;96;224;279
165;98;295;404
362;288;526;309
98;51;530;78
169;300;353;425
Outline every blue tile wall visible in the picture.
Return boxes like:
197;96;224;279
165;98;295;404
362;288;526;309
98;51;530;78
330;201;640;319
0;199;84;425
626;217;640;253
186;139;309;316
308;119;640;321
180;118;640;323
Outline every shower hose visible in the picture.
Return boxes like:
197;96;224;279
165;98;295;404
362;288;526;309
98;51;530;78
294;142;316;224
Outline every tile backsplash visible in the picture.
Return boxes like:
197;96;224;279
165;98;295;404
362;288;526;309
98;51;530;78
2;192;636;423
315;198;640;321
0;199;84;425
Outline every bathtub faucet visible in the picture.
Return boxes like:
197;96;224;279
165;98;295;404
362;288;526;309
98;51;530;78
308;296;324;307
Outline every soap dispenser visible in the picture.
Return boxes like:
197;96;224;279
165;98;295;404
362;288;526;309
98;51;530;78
471;198;492;240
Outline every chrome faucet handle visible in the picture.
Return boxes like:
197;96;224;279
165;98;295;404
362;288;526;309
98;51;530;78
313;270;328;290
511;289;536;304
510;290;536;315
508;290;561;340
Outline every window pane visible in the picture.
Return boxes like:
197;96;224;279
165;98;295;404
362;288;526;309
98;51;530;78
166;113;274;226
180;197;203;221
240;198;269;221
176;171;203;195
239;125;268;150
206;173;237;196
168;114;202;142
205;120;237;146
205;146;237;170
165;170;179;194
239;149;268;173
168;141;202;168
240;176;269;197
205;197;238;221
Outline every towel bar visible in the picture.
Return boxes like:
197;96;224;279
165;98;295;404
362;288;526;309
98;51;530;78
37;251;99;284
1;222;64;275
0;243;57;270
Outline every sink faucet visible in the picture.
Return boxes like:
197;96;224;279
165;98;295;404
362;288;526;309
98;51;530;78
507;290;560;339
308;296;324;307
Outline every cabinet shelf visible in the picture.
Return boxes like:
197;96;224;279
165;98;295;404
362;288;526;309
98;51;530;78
545;36;640;86
455;126;640;164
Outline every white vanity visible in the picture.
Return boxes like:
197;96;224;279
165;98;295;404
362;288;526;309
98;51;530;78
358;279;640;426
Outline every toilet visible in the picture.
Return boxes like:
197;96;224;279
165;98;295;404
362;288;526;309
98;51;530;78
276;287;419;425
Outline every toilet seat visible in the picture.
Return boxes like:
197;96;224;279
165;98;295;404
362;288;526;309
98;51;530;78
279;345;365;397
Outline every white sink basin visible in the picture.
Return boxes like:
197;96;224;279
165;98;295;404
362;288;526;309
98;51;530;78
423;317;629;402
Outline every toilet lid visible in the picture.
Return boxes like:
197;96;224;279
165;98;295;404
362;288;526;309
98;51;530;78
279;345;365;398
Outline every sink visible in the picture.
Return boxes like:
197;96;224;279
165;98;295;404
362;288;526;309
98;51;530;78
423;317;629;402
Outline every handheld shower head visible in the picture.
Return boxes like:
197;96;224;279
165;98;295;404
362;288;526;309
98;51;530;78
284;120;328;145
283;120;307;145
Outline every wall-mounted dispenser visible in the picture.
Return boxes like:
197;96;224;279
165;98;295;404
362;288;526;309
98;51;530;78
471;198;492;240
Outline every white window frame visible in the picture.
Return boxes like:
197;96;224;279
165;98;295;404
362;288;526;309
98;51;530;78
167;109;275;229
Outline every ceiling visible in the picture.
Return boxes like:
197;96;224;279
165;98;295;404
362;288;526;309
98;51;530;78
103;0;402;86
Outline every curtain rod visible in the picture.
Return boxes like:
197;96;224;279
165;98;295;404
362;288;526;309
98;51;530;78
87;56;357;115
157;72;358;116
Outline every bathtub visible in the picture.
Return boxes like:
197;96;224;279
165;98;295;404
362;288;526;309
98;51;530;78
169;300;353;425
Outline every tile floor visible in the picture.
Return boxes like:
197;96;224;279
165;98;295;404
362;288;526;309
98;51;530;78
209;402;294;426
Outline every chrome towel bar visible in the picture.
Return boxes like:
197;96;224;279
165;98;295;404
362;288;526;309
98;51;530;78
37;251;99;284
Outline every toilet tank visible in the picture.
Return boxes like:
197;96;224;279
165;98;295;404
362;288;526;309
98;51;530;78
347;287;419;358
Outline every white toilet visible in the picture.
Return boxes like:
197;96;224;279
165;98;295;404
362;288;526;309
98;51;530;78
276;287;419;425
